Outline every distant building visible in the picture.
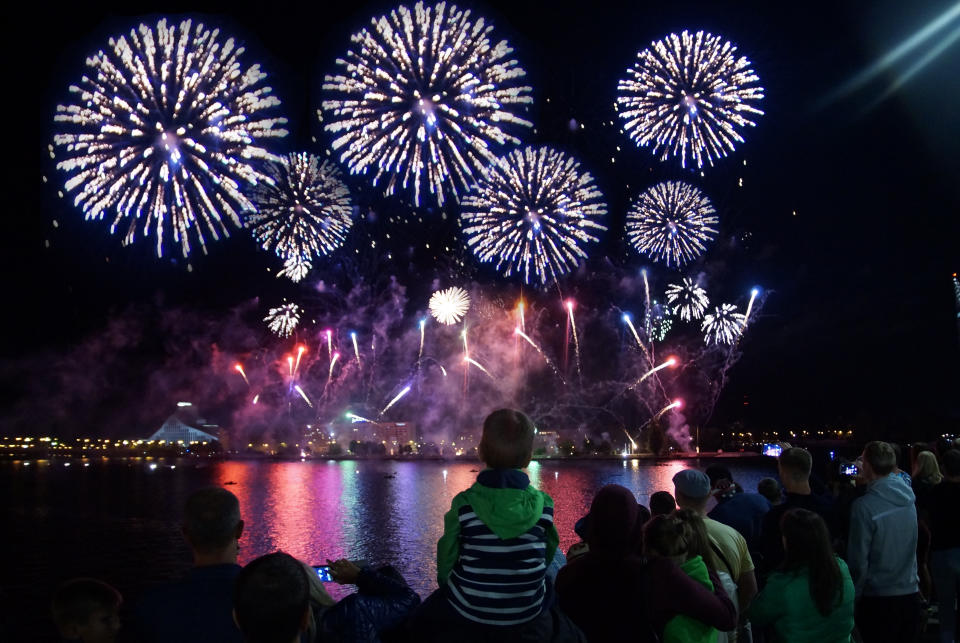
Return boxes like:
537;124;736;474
147;403;219;443
534;430;559;456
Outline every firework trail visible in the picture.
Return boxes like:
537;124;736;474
380;385;412;417
287;355;294;377
346;412;375;423
265;304;301;338
351;332;361;365
320;1;533;205
654;399;684;421
418;319;426;362
666;277;710;321
514;328;566;383
566;300;581;377
234;363;250;386
517;300;526;333
462;146;608;286
464;357;496;380
616;30;764;169
294;345;306;375
642;269;653;338
742;288;760;330
326;329;333;357
53;18;288;257
702;304;746;345
429;287;471;325
294;385;313;408
630;357;678;390
327;352;341;387
627;182;719;268
622;313;654;365
252;394;260;405
247;153;353;269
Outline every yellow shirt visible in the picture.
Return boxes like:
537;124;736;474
704;517;755;580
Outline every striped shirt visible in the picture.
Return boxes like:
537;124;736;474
446;502;555;625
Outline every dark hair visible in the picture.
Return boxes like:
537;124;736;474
51;578;121;630
643;509;716;573
779;447;812;479
941;449;960;477
863;441;896;476
704;465;733;486
479;409;535;469
757;478;781;504
649;491;677;516
183;487;241;552
234;552;309;643
780;509;842;617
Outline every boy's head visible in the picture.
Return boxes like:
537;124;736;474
234;552;310;643
649;490;677;517
757;477;782;504
51;578;121;643
478;409;535;469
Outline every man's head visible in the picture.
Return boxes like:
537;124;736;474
234;552;310;643
757;477;782;505
51;578;122;643
672;469;711;514
941;449;960;480
478;409;535;469
183;487;243;563
704;465;734;488
861;441;897;481
649;490;677;517
777;447;813;490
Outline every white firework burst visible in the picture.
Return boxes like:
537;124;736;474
320;1;533;206
626;181;718;268
276;256;312;283
248;153;354;262
429;287;470;325
265;303;302;337
461;146;608;286
702;303;745;345
666;277;710;321
52;18;288;257
616;30;764;169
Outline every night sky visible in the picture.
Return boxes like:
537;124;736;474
3;0;959;439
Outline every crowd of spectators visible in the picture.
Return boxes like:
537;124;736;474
50;417;960;643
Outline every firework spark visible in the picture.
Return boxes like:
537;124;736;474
380;385;412;417
627;181;718;268
320;1;532;205
616;30;764;169
702;303;746;345
294;385;313;407
666;277;710;321
351;332;361;364
631;357;678;390
622;313;654;365
743;287;760;330
464;357;495;380
418;319;426;361
429;287;471;325
514;328;565;383
234;363;250;386
248;153;353;265
462;147;608;286
566;300;581;377
276;256;313;283
326;329;333;357
265;303;301;338
294;345;306;374
53;18;288;257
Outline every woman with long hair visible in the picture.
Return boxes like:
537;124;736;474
750;508;854;642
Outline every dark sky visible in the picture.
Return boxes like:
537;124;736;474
3;0;959;438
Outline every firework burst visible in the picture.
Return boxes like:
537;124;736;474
666;277;710;321
616;30;764;169
247;153;354;265
265;303;302;338
52;18;288;257
276;256;312;283
320;1;533;206
626;181;718;268
702;303;746;345
429;287;471;325
462;146;608;286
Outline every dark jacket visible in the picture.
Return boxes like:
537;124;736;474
760;492;835;576
133;563;243;643
315;566;420;643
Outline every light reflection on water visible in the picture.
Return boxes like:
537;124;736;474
0;456;777;624
203;458;773;597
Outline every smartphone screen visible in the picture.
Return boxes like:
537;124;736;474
840;463;858;476
762;443;782;457
313;565;334;582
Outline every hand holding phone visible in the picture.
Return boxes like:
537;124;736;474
313;565;334;582
326;558;362;585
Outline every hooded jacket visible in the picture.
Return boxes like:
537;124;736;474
437;469;559;625
847;474;919;597
662;555;719;643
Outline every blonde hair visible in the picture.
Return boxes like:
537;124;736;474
913;451;943;484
